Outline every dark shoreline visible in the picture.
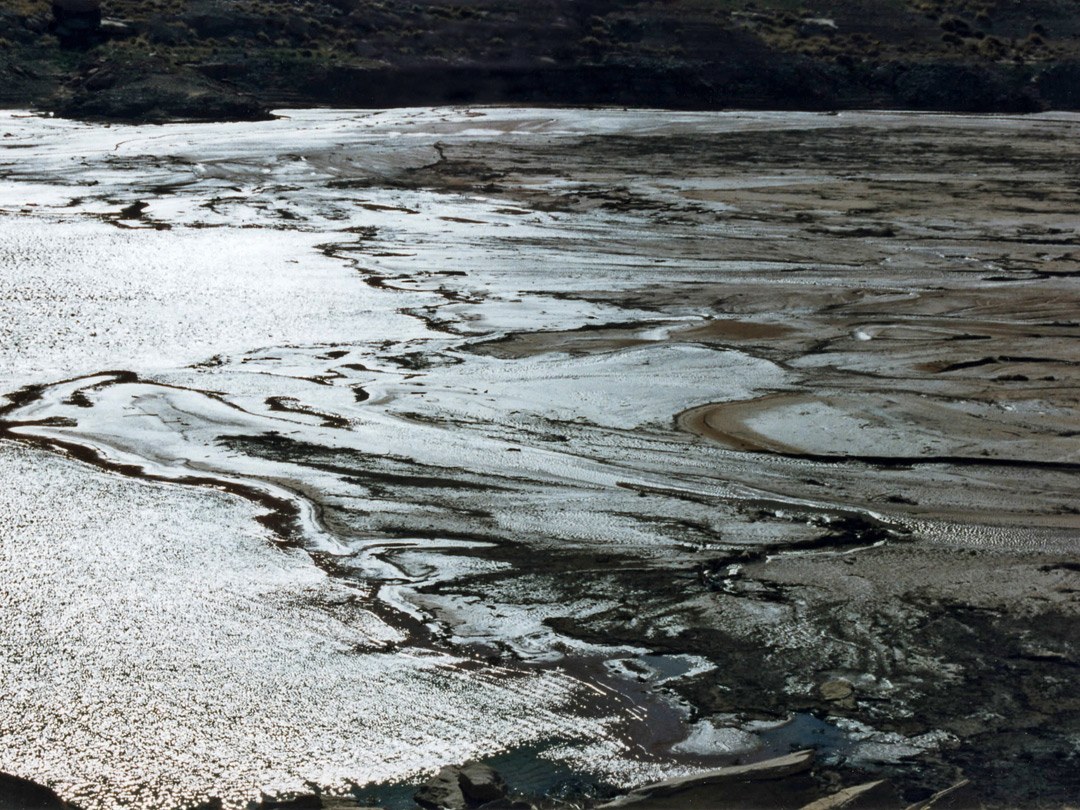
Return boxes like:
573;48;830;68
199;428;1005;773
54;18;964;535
3;46;1079;810
6;0;1080;123
5;58;1080;125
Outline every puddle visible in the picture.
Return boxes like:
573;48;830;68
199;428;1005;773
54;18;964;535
351;742;618;809
759;713;854;761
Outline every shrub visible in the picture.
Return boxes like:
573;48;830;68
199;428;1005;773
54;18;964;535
978;35;1006;58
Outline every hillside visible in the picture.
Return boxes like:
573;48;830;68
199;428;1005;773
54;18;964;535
2;1;1080;131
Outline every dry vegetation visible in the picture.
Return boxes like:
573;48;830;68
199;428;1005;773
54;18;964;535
6;0;1080;65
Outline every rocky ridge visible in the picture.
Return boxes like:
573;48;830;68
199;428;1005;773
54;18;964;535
3;0;1080;120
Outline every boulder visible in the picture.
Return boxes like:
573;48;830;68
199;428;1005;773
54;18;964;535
459;763;508;803
819;680;856;708
819;681;854;702
0;771;71;810
414;763;515;810
415;766;467;810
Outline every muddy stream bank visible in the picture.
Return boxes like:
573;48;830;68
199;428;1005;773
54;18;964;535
0;108;1077;808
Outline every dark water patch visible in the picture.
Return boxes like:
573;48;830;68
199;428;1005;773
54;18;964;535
637;653;698;682
759;714;854;761
350;742;619;810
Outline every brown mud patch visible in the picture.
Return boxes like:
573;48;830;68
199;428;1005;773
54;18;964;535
469;319;796;359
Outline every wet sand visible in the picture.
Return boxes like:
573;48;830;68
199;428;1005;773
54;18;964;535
0;108;1078;808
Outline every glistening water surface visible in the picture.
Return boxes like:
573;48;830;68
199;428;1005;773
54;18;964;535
1;107;1078;809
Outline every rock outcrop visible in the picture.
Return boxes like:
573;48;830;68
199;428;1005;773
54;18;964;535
415;766;468;810
47;57;271;124
459;763;509;804
415;762;511;810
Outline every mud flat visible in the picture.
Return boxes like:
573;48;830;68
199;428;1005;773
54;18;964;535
0;108;1077;809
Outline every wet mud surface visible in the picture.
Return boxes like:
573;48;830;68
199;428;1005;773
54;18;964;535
0;108;1078;808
